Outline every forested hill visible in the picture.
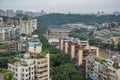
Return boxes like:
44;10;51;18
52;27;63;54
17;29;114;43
37;13;120;26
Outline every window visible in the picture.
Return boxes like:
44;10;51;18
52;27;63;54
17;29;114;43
22;69;24;72
16;74;17;76
26;69;28;71
26;74;28;77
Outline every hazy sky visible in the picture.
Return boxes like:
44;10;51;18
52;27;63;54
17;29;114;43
0;0;120;13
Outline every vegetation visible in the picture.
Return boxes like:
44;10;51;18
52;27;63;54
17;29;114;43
21;16;29;20
0;51;19;68
0;69;13;80
33;13;120;34
117;41;120;51
69;28;94;40
37;13;120;26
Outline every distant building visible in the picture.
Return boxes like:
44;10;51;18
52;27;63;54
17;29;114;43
27;38;42;54
40;10;46;16
7;9;14;17
113;11;120;16
24;11;33;17
0;26;19;41
6;18;19;26
16;10;24;15
48;39;59;49
8;53;50;80
19;17;37;35
0;9;6;16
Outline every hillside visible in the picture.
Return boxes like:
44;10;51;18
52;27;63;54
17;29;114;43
37;13;120;26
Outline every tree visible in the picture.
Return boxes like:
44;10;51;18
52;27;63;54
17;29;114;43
0;69;14;80
117;41;120;51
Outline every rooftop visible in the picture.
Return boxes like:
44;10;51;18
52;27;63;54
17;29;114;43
95;57;120;69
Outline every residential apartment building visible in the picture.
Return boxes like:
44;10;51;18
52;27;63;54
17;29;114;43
7;9;14;17
0;26;19;40
16;10;24;15
32;19;37;30
0;10;6;16
27;38;42;54
9;41;22;51
8;53;50;80
86;54;120;80
20;17;37;35
59;38;99;65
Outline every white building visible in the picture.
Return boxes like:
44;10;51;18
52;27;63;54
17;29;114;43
32;19;37;30
8;53;50;80
7;9;14;17
20;17;37;35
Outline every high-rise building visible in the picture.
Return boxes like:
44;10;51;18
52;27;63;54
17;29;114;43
7;9;14;17
0;9;6;16
8;53;50;80
32;19;37;30
20;17;36;35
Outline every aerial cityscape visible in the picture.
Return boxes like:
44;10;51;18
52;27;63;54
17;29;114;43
0;0;120;80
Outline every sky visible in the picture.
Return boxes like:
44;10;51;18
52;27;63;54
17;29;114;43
0;0;120;14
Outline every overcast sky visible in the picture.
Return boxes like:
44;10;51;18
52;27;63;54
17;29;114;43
0;0;120;13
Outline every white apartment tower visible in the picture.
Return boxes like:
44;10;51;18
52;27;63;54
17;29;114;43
20;17;37;35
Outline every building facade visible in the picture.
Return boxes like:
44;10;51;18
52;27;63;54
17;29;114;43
28;38;42;54
8;53;50;80
86;54;120;80
59;38;99;65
